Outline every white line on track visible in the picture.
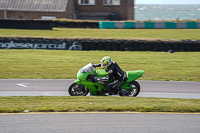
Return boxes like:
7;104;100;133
17;83;28;88
43;93;53;96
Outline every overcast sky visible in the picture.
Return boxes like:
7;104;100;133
136;0;200;4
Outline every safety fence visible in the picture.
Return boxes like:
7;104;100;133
99;22;200;29
0;37;199;51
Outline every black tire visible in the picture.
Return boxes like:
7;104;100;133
68;83;89;96
126;81;141;97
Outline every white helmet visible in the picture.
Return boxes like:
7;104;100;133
100;56;112;69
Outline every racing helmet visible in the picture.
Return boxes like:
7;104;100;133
100;56;112;69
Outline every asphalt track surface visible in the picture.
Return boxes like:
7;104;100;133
0;79;200;133
1;112;200;133
0;79;200;99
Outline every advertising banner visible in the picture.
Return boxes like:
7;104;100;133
0;38;82;50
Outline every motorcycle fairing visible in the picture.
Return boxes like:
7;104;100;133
74;63;144;96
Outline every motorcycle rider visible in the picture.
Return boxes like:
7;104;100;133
92;56;126;95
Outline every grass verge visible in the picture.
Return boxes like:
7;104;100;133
0;96;200;113
0;50;199;81
0;28;200;40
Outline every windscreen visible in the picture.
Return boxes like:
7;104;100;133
81;63;96;73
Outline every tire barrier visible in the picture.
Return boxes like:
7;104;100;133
79;39;200;51
99;22;200;29
0;19;53;30
0;37;199;51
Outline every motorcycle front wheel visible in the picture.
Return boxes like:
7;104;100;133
68;83;89;96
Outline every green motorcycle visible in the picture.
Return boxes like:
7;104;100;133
68;63;144;97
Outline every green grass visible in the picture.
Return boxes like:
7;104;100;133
0;28;200;40
0;96;200;113
0;50;199;81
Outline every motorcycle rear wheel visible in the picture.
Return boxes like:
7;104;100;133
68;83;89;96
122;81;140;97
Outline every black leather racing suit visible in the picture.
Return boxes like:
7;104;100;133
93;62;125;94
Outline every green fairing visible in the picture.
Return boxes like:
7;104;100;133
74;79;106;95
126;70;144;82
73;63;144;96
120;70;144;90
96;69;108;77
74;79;81;84
77;69;93;80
